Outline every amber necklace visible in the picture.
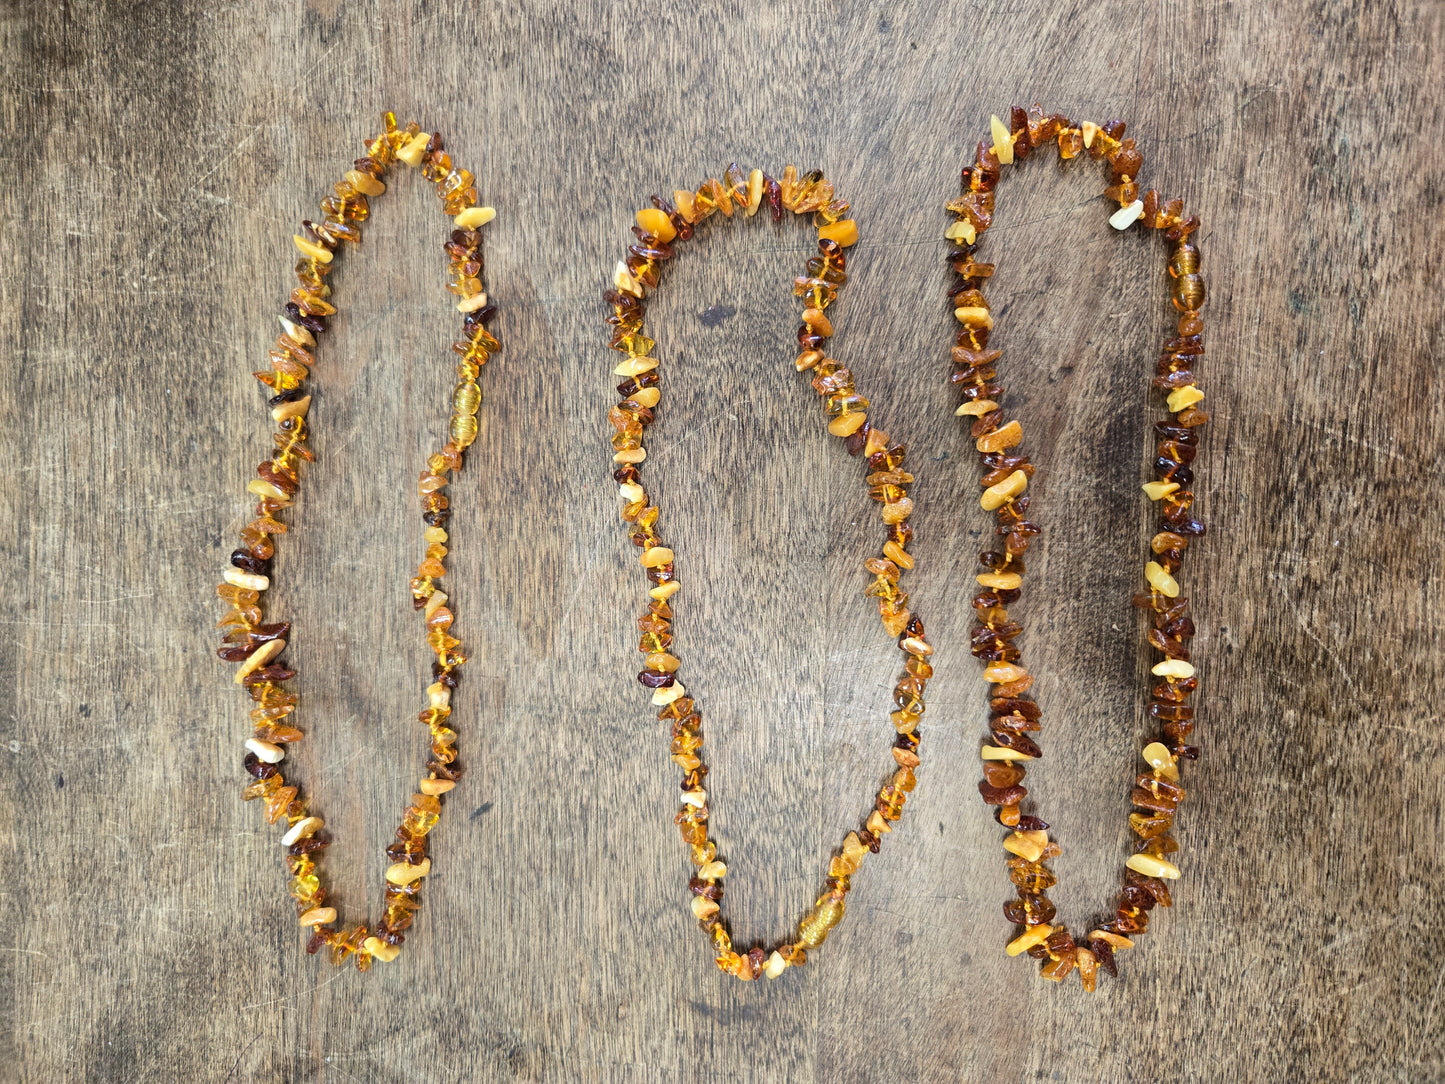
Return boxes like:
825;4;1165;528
605;166;934;981
216;113;498;970
949;107;1208;989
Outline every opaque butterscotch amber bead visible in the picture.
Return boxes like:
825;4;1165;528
817;219;858;247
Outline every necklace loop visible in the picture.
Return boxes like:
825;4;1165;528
951;106;1209;989
605;165;934;981
217;112;498;970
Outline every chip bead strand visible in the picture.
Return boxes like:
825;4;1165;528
216;112;498;969
948;106;1209;990
606;165;932;981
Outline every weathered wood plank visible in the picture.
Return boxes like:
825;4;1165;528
1;0;1441;1079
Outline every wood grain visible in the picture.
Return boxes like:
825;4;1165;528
2;1;1442;1080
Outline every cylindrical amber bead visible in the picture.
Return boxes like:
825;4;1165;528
452;382;481;416
449;413;479;448
1171;273;1206;312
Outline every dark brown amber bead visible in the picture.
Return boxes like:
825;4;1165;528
1009;106;1030;158
288;833;330;856
229;549;270;575
217;642;262;662
1088;938;1117;976
979;780;1027;806
1004;893;1056;926
1121;884;1156;912
638;669;675;689
991;697;1040;720
1126;870;1173;908
990;712;1039;735
1111;906;1148;934
991;731;1041;758
762;174;783;221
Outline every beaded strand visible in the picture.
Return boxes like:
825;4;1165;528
605;165;934;981
216;113;499;970
947;106;1209;990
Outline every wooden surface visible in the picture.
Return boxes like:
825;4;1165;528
2;1;1442;1080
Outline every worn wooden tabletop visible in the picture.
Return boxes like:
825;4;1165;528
2;1;1441;1080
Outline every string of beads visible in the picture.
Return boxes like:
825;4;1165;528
947;106;1208;989
604;165;934;980
216;113;498;970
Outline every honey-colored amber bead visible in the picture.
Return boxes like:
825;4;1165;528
1142;741;1180;781
1144;561;1180;598
817;219;858;247
224;568;269;592
292;235;333;263
983;662;1027;684
639;546;674;568
956;399;998;417
1074;946;1100;991
264;784;298;824
882;541;913;569
396;131;430;166
385;858;431;885
613;261;643;298
449;413;479;448
271;395;311;423
954;305;993;329
1006;923;1053;956
454;206;495;229
802;308;833;336
1171;272;1206;312
976;571;1022;590
1126;853;1181;879
670;189;697;223
1003;830;1048;862
745;169;764;216
1089;929;1134;950
990;115;1014;164
1151;659;1195;679
453;382;481;416
289;869;321;900
360;936;400;963
343;169;385;196
976;420;1022;453
1167;385;1205;412
980;470;1028;510
635;207;676;242
233;639;285;684
880;497;912;524
614;356;658;377
628;387;660;409
982;744;1032;761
